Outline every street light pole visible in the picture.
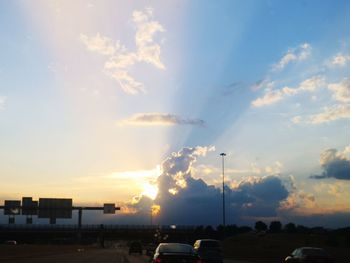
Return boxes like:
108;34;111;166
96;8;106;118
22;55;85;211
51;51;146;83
220;153;226;227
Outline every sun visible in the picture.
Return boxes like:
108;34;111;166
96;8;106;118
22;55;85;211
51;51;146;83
142;183;159;200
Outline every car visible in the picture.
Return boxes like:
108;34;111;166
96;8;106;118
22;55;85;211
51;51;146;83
193;239;223;263
284;247;333;263
145;243;157;256
4;240;17;245
129;241;143;255
152;243;202;263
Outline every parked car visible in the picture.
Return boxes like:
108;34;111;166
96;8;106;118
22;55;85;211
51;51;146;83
152;243;202;263
193;239;223;263
284;247;333;263
129;241;143;255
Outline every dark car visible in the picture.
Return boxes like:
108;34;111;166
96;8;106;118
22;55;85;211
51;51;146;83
284;247;333;263
145;243;157;256
193;239;223;263
4;240;17;245
152;243;202;263
129;241;143;255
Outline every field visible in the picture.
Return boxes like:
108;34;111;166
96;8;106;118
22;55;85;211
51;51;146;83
223;232;350;263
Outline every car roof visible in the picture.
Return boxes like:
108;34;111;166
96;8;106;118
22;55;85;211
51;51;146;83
158;242;192;246
299;247;324;250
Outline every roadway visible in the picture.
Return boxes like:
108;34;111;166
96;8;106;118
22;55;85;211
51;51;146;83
0;247;254;263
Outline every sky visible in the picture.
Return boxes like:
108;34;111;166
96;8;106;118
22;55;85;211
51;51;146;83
1;0;350;228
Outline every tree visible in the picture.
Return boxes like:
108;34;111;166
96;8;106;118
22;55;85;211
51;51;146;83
269;221;282;233
239;226;252;233
296;225;310;234
284;222;296;233
226;224;238;236
205;225;214;236
255;221;267;232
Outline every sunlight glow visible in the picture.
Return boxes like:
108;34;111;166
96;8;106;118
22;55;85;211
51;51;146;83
151;204;161;216
168;188;178;195
107;166;161;180
142;183;159;200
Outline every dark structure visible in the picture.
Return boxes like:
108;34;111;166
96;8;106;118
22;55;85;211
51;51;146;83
0;197;120;226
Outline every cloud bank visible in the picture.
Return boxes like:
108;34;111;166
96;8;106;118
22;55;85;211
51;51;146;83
307;104;350;124
81;8;165;94
121;146;291;225
310;145;350;180
118;113;205;127
252;76;324;107
291;78;350;124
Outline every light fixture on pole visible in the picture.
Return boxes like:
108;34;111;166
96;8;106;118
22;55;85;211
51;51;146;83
220;152;226;227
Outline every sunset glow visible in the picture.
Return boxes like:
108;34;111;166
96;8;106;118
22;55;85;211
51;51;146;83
1;1;350;227
142;184;159;200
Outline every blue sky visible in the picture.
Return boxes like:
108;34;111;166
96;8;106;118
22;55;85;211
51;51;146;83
1;0;350;227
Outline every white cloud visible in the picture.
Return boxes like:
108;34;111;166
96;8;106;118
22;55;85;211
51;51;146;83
133;8;165;69
331;53;350;67
80;33;116;56
81;8;165;95
328;78;350;102
106;70;145;95
289;78;350;125
0;96;7;110
273;43;311;71
298;75;325;92
307;104;350;124
118;113;205;126
252;75;324;107
251;89;283;107
104;51;138;69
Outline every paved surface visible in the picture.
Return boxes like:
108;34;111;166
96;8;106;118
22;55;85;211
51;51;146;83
1;248;149;263
1;247;254;263
224;260;255;263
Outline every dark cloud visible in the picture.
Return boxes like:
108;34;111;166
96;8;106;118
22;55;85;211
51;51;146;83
228;176;289;218
310;148;350;180
125;146;291;225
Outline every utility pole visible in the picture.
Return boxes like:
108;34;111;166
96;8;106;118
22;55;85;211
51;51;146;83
220;153;226;227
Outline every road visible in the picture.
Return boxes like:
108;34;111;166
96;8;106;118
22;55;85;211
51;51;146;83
1;248;148;263
1;247;254;263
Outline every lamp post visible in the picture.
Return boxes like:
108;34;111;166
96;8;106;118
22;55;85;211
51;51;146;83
220;153;226;227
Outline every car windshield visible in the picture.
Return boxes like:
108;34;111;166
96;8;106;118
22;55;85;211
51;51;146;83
302;248;327;256
201;241;220;248
159;244;194;254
